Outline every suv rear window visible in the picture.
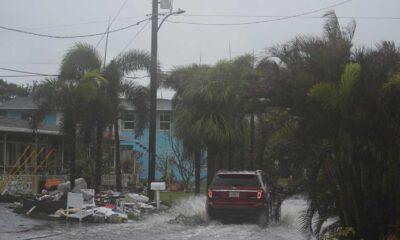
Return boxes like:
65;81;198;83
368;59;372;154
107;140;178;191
211;174;261;187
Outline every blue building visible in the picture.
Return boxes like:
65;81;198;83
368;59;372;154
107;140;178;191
0;97;64;181
119;98;176;180
0;96;205;185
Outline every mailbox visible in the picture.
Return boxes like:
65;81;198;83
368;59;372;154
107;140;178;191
150;182;166;191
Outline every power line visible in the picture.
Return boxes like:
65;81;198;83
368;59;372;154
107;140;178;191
117;20;150;56
2;11;397;37
0;62;59;65
0;75;50;78
0;67;58;77
166;0;352;26
0;67;150;80
181;14;400;20
96;0;130;48
0;15;147;34
0;18;151;39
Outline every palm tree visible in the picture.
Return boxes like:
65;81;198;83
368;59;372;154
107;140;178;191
59;43;103;82
58;43;109;191
164;64;211;193
35;43;150;191
167;56;266;189
104;50;150;192
61;44;150;191
78;70;112;191
264;12;400;239
172;61;248;187
32;70;107;190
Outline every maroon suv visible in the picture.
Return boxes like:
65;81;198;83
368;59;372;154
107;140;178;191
206;170;271;225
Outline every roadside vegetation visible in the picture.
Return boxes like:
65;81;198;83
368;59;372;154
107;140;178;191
166;11;400;240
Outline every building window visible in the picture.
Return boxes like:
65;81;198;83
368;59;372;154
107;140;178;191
0;110;6;116
21;112;32;120
0;142;3;166
6;143;16;166
160;113;170;131
123;111;135;130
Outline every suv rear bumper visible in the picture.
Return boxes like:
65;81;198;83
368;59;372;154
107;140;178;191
207;203;266;218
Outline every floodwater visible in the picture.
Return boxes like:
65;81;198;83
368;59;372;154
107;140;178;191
0;196;313;240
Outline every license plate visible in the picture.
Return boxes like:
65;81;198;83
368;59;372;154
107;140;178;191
229;191;240;198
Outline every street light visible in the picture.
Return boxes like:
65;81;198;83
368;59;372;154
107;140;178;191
158;9;186;32
148;1;185;200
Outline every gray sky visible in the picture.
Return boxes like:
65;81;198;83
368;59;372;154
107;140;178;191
0;0;399;98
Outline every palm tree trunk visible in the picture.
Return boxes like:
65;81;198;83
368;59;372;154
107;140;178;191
114;117;122;192
249;112;255;170
69;125;76;190
207;145;217;188
194;150;201;194
95;123;103;192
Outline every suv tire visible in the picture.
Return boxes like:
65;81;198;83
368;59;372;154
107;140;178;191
206;206;217;221
257;207;269;227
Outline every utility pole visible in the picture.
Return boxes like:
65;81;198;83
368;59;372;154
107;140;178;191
103;17;111;69
148;0;184;200
148;0;159;201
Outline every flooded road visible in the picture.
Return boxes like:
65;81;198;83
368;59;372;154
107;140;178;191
0;196;312;240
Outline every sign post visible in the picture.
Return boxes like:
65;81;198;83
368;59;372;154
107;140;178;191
150;182;166;209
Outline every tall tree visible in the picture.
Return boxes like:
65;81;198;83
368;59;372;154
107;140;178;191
172;61;248;187
104;50;150;192
262;11;400;240
32;70;107;190
78;70;112;191
34;42;150;191
58;43;107;191
0;79;30;102
164;64;211;193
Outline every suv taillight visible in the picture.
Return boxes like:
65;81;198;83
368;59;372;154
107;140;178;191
256;190;263;200
208;190;213;199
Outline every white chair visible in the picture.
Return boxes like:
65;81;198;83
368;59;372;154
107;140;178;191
66;190;95;222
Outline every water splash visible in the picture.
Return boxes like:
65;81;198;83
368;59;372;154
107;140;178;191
168;196;209;225
280;195;308;229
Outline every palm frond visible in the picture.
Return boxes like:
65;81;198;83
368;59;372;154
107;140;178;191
116;49;151;74
60;42;102;81
323;11;341;41
122;81;149;137
269;120;298;143
163;64;211;91
308;82;339;110
339;63;360;97
382;73;400;93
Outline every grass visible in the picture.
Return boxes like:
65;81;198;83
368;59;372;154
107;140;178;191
277;178;289;188
160;191;194;206
159;181;207;206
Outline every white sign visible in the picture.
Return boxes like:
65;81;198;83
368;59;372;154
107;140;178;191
160;0;172;10
150;182;166;191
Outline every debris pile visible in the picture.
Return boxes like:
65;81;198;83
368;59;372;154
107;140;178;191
20;178;157;223
95;191;155;220
123;193;155;218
